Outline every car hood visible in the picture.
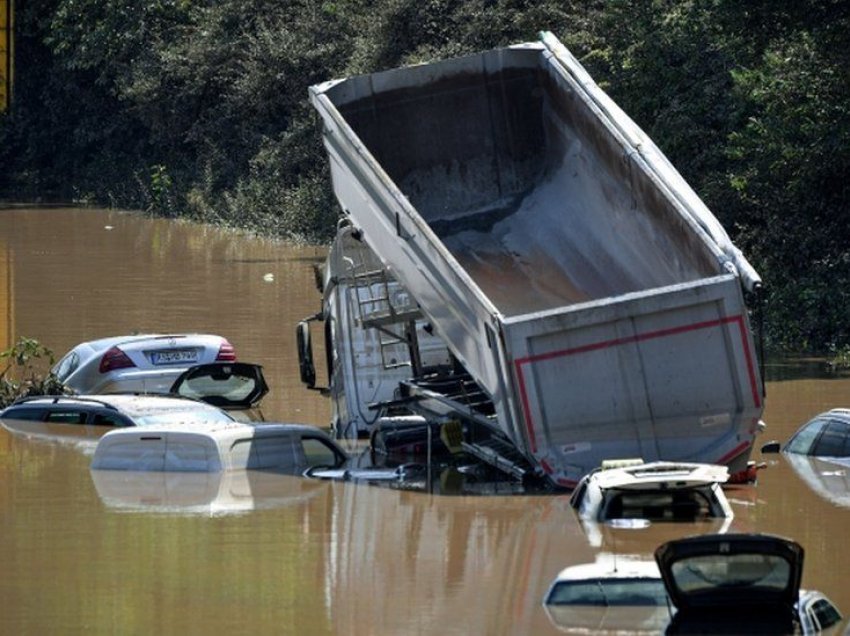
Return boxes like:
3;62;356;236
784;453;850;509
169;363;268;409
654;533;803;611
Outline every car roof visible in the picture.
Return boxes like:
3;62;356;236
822;408;850;419
103;419;328;435
4;394;230;417
71;334;222;352
96;420;327;439
586;461;729;490
551;555;662;583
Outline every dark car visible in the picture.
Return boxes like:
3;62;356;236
0;393;238;441
655;533;842;634
0;363;269;441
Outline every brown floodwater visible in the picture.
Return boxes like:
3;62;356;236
1;207;849;635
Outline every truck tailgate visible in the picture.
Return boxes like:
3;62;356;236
503;275;762;485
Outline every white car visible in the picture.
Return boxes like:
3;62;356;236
91;421;348;473
569;460;735;547
52;333;237;394
570;460;734;522
543;554;672;634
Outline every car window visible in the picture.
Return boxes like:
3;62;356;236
811;419;850;456
603;490;712;521
808;597;842;631
301;437;343;468
669;553;791;594
91;413;132;427
0;407;46;421
53;351;79;381
569;481;588;509
785;417;828;454
44;410;88;424
546;579;668;606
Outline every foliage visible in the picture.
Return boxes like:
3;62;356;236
2;0;850;350
0;338;67;408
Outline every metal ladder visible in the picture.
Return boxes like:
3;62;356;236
344;249;423;372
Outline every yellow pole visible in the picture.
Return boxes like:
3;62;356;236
0;0;12;112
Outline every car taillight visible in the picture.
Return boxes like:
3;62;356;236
99;346;136;373
216;340;236;362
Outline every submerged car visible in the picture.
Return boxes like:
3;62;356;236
568;460;735;547
91;421;348;473
1;359;271;434
543;553;672;634
570;460;734;523
0;393;238;441
758;410;850;508
52;333;237;394
655;533;842;634
768;408;850;457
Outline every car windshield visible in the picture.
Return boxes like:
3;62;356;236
132;409;235;427
785;417;828;454
546;578;668;606
670;553;791;595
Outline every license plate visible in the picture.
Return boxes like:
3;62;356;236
151;349;198;365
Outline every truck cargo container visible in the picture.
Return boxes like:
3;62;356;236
303;32;764;487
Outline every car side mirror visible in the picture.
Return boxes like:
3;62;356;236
296;321;317;389
760;441;782;454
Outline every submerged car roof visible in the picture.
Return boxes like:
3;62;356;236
6;394;232;419
550;554;662;584
589;461;730;490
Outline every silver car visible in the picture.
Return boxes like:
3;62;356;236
52;333;237;394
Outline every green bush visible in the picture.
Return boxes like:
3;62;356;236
0;338;68;408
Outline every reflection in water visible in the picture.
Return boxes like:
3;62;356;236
90;469;332;516
783;454;850;509
1;418;109;449
0;209;849;634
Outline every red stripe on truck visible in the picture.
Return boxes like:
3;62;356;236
514;315;761;453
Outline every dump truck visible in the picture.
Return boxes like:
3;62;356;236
302;32;765;488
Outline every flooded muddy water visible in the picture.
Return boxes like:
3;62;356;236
1;207;849;635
